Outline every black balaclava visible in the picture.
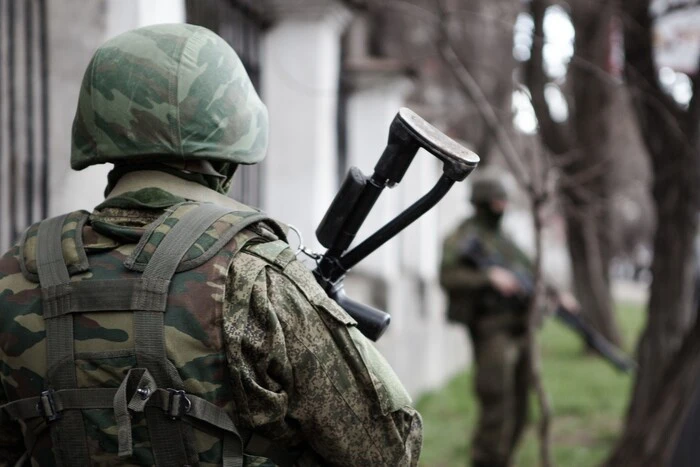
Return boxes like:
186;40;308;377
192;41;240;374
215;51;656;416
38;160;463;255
474;202;505;230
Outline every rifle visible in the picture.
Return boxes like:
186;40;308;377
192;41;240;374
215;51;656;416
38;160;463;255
311;108;480;341
459;237;637;373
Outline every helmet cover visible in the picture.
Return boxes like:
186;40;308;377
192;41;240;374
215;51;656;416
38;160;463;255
71;23;268;170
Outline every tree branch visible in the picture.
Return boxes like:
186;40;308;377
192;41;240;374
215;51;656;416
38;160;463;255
436;2;532;190
525;0;574;156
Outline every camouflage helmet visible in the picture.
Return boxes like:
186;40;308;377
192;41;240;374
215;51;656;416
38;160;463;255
470;171;508;204
71;23;268;170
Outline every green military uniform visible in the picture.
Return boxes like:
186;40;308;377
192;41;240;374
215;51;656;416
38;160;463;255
440;177;532;467
0;24;422;466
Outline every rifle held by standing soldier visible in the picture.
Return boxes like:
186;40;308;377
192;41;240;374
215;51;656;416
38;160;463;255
459;236;636;373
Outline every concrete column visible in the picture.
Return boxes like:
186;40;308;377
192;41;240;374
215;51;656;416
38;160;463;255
48;0;185;216
262;2;351;248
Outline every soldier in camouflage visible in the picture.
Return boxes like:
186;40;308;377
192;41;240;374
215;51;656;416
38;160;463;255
0;24;422;466
441;172;582;467
440;173;532;467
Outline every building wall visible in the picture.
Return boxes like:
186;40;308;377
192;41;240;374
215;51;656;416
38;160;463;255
0;0;49;247
47;0;185;217
262;12;345;250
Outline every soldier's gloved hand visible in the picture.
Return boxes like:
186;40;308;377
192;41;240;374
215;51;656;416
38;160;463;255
558;291;580;314
487;266;522;296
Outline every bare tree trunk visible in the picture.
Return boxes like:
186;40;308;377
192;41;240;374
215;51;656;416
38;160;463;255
567;0;623;346
604;0;700;464
527;0;623;346
565;214;621;346
606;317;700;465
629;188;698;423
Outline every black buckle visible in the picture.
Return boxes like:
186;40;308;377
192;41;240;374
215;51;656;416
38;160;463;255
37;389;61;422
166;389;191;420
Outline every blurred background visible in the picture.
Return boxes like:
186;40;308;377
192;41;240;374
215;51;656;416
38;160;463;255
1;0;700;465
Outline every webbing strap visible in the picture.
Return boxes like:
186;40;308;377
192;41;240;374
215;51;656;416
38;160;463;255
36;214;90;466
41;278;170;317
136;203;235;467
0;383;241;434
110;368;243;466
36;215;71;285
113;368;158;457
0;387;296;466
1;378;248;466
0;388;117;421
143;204;237;280
135;203;237;378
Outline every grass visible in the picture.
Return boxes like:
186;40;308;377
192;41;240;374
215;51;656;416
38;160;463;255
416;302;646;467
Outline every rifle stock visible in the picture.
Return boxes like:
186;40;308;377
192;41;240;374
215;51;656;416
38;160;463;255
313;108;479;341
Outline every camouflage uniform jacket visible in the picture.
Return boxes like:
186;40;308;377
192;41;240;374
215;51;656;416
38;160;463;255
0;173;423;466
439;214;533;332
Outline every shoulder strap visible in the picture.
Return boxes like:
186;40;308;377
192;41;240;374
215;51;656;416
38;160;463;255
125;201;279;273
36;213;90;466
245;239;297;270
135;202;239;466
20;210;90;282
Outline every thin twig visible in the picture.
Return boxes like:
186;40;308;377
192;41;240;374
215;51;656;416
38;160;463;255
436;6;531;189
529;196;553;467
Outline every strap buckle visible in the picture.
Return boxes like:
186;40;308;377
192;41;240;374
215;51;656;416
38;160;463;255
37;389;61;422
166;389;191;420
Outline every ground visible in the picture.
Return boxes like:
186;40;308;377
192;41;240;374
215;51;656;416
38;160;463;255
416;302;646;467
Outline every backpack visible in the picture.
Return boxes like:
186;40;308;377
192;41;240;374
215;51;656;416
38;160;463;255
0;202;299;466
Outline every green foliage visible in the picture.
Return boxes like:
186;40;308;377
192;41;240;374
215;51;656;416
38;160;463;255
416;302;646;467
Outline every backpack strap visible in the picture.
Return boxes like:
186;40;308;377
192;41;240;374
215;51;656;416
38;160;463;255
124;202;283;273
134;202;240;466
35;213;91;466
110;368;247;467
19;210;91;282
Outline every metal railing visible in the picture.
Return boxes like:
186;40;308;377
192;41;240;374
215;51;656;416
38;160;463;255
0;0;49;252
